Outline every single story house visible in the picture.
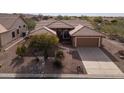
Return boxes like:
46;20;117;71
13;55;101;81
31;19;103;47
0;14;28;48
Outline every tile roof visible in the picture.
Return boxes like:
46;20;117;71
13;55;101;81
70;26;103;37
69;24;83;35
0;24;7;33
34;19;102;37
36;19;93;29
0;13;18;17
47;20;74;28
0;15;19;30
35;19;56;30
30;26;56;35
62;19;93;28
43;26;56;35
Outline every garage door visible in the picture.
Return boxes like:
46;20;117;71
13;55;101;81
76;37;99;47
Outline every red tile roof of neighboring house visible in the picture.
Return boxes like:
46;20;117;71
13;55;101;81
0;24;7;33
0;14;20;30
0;14;27;34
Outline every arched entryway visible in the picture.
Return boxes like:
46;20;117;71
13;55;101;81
51;28;74;43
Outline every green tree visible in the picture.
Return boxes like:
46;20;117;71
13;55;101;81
80;16;90;20
16;45;26;57
29;34;59;60
56;15;63;20
94;17;103;23
25;19;36;31
91;18;124;41
63;16;71;20
111;20;118;24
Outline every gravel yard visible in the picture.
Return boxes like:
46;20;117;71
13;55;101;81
44;48;86;74
0;42;85;74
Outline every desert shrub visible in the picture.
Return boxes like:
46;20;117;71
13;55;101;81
16;45;26;57
55;50;64;60
80;16;90;21
109;34;118;40
94;17;103;23
42;16;49;20
56;15;63;20
63;16;71;20
25;18;36;31
103;20;111;25
53;50;64;69
111;20;118;24
53;58;63;69
31;16;39;21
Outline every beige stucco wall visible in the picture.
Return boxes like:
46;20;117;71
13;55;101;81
10;17;27;33
0;17;27;47
0;31;13;46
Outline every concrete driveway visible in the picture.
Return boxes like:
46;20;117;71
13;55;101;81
77;48;123;75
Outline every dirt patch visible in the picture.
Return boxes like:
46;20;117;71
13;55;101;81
101;48;118;62
44;50;86;74
102;38;124;73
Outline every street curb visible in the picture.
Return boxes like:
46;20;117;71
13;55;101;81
0;73;124;79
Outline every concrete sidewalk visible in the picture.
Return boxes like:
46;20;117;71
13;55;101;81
3;37;24;51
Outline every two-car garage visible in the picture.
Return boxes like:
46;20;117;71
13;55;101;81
73;37;102;47
70;25;103;48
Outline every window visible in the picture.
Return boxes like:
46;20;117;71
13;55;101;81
12;32;15;38
17;29;19;34
19;26;21;28
23;25;25;27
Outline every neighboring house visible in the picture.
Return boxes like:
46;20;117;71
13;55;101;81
31;19;104;47
0;14;28;48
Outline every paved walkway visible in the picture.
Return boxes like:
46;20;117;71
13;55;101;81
3;37;24;51
77;48;123;75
